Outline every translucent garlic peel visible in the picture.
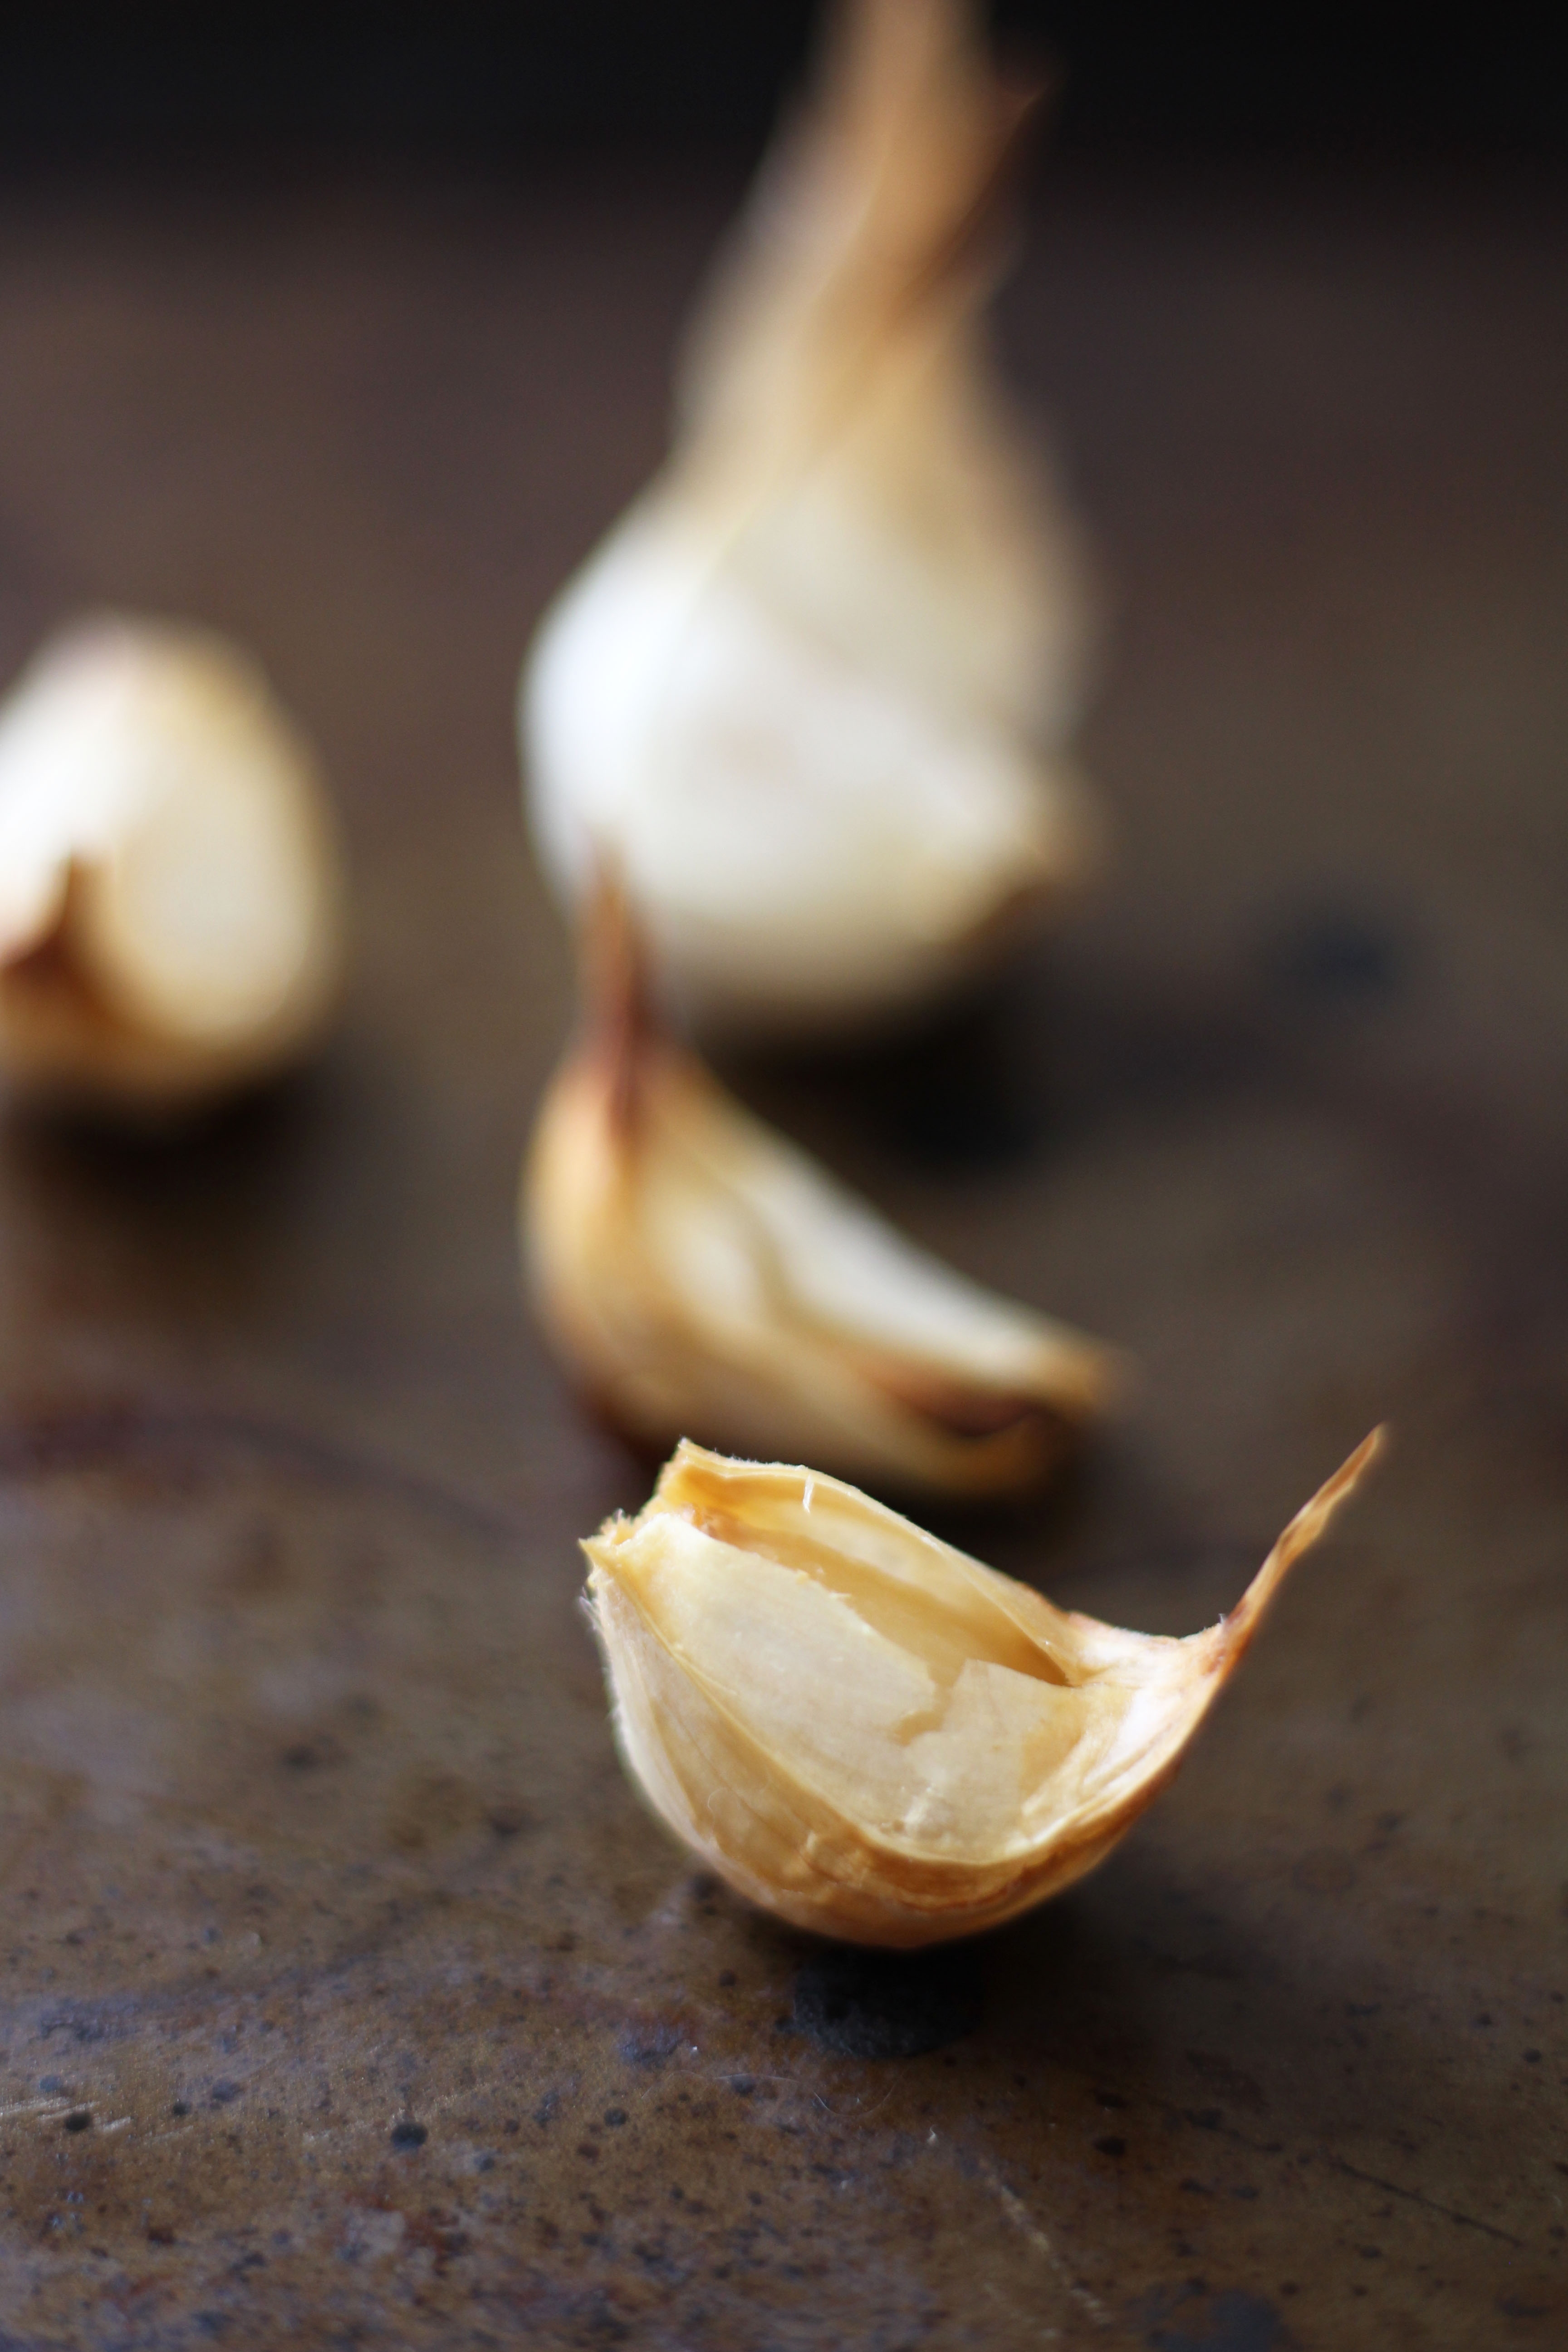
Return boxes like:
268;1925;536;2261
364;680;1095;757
524;900;1119;1497
671;0;1088;741
0;617;345;1109
522;0;1101;1036
585;1433;1383;1947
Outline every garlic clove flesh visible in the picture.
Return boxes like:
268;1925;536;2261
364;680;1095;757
522;0;1102;1038
584;1431;1383;1948
0;616;346;1112
523;891;1119;1499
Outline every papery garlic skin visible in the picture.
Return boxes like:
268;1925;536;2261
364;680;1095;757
585;1434;1382;1948
0;617;345;1111
524;898;1118;1499
521;0;1101;1037
666;0;1094;747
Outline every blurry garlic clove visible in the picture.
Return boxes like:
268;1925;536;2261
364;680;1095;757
523;889;1119;1499
522;0;1102;1039
0;616;346;1113
672;0;1096;744
585;1431;1383;1948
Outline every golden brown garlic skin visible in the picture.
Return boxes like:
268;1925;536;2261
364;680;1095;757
0;617;346;1115
524;894;1118;1500
583;1435;1382;1948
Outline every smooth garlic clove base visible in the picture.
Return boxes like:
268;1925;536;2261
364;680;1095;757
585;1433;1383;1948
0;616;346;1112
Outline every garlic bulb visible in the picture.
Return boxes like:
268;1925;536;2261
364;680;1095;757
523;891;1117;1499
586;1432;1382;1947
0;616;345;1112
522;0;1101;1037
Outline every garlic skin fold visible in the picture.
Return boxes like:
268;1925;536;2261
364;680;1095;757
524;895;1118;1498
521;0;1101;1037
0;617;346;1112
585;1433;1383;1948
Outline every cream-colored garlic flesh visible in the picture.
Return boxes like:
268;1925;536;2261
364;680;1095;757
524;895;1118;1499
585;1433;1382;1947
522;0;1100;1036
0;617;345;1110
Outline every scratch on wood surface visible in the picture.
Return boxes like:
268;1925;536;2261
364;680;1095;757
976;2156;1116;2335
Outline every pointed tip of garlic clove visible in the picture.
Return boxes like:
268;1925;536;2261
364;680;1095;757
524;898;1120;1500
682;0;1048;421
0;615;347;1116
583;1431;1384;1947
1209;1424;1389;1661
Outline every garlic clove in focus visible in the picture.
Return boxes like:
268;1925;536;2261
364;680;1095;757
0;616;346;1112
523;891;1119;1499
585;1431;1383;1948
522;0;1102;1038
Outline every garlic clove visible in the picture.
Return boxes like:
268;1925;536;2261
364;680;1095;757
523;891;1119;1499
522;0;1102;1038
584;1431;1383;1948
0;616;346;1112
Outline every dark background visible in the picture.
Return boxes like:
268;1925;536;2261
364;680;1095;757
0;3;1562;163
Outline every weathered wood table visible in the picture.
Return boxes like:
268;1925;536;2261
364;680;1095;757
1;155;1564;2347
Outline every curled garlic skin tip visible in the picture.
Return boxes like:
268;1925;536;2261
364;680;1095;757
520;0;1102;1039
584;1431;1385;1949
524;891;1122;1499
0;615;346;1113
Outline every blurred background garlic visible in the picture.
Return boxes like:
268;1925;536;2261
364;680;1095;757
522;0;1102;1038
586;1435;1382;1947
524;889;1118;1498
0;616;346;1114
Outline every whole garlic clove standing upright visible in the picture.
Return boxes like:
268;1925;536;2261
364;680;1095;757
585;1433;1383;1948
523;0;1102;1038
0;616;346;1112
523;889;1119;1499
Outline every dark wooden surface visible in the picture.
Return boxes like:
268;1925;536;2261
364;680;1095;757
0;157;1565;2348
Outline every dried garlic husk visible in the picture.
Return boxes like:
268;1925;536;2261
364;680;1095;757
586;1433;1382;1947
522;0;1100;1037
0;616;345;1112
524;891;1117;1498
